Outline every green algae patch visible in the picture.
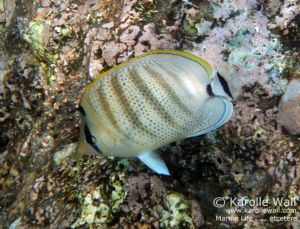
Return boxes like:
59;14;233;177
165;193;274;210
160;193;194;229
71;159;128;228
224;28;283;69
39;62;57;86
183;23;198;38
22;20;58;63
134;0;158;23
71;189;111;228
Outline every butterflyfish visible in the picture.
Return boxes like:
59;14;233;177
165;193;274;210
77;50;233;175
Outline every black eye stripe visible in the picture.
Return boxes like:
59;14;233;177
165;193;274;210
84;124;94;144
217;72;233;99
79;106;86;116
84;124;101;153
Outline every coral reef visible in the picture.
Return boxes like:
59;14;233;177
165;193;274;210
160;193;194;228
0;0;299;228
278;79;300;135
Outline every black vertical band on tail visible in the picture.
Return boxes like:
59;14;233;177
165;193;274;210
206;84;214;96
217;72;233;99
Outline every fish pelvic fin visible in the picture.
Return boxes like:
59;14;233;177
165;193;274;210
137;151;170;176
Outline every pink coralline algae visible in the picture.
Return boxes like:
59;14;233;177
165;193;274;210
192;8;287;96
269;1;300;30
120;25;140;46
134;23;179;55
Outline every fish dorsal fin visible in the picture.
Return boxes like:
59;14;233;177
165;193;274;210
186;98;233;138
137;151;170;176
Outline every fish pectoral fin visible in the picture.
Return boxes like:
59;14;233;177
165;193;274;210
137;151;170;176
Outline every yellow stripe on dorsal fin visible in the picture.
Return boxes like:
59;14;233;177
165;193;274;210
141;50;213;80
82;49;213;94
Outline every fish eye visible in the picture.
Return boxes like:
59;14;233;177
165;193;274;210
84;124;96;144
84;124;101;153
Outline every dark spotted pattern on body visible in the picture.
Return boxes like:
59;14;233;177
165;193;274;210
80;52;230;157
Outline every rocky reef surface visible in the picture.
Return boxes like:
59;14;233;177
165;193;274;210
0;0;299;228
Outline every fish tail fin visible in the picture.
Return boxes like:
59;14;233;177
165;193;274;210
211;72;233;99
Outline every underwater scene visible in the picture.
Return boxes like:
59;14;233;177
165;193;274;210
0;0;299;228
